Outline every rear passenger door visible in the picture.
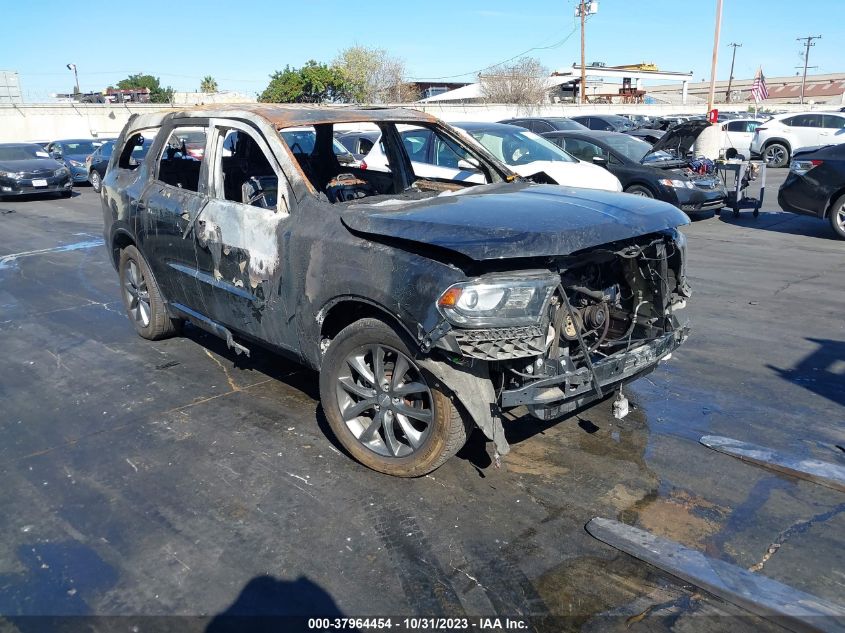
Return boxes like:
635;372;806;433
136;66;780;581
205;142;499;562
787;114;826;150
820;114;845;144
137;122;211;308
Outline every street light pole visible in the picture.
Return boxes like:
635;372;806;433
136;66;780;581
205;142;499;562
725;42;741;103
796;35;821;105
706;0;723;116
66;63;80;95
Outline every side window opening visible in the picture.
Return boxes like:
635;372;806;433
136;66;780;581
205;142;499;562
216;129;280;210
156;126;206;191
117;130;156;170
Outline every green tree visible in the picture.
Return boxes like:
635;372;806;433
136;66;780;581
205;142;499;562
334;46;410;103
115;73;174;103
200;75;218;93
259;61;351;103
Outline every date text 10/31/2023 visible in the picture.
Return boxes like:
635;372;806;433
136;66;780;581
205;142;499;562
307;617;529;630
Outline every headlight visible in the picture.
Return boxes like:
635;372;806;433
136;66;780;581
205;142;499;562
69;160;84;167
790;159;823;176
658;178;689;189
54;167;69;177
0;170;18;179
437;273;558;327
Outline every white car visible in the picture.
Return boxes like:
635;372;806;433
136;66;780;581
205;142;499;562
357;123;622;192
718;118;764;158
750;111;845;167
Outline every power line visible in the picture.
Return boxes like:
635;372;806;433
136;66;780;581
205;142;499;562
408;23;579;81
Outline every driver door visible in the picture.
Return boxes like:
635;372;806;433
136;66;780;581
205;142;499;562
184;119;295;349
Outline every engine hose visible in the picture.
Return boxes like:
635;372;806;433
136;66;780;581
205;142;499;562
557;284;603;399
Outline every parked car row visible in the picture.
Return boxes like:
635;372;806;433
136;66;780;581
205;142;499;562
0;143;73;198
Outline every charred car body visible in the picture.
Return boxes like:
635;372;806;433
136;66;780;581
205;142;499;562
101;105;691;476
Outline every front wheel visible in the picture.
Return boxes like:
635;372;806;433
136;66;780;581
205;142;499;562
90;170;102;192
319;318;468;476
829;194;845;240
624;184;654;197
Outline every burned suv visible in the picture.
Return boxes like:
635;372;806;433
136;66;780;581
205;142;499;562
101;105;691;476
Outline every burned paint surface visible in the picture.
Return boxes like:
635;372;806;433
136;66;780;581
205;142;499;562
341;182;689;261
99;105;691;452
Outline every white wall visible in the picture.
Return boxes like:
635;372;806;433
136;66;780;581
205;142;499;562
0;103;172;142
0;101;821;143
414;102;811;122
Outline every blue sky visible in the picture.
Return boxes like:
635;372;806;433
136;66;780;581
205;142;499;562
2;0;840;100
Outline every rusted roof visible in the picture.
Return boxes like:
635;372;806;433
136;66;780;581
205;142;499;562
170;103;438;128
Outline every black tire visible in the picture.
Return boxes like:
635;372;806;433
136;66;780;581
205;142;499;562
829;194;845;240
118;245;178;340
90;170;102;192
763;142;789;168
624;184;654;197
319;318;468;476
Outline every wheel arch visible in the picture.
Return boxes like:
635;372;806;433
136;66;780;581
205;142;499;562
763;137;792;153
317;296;419;366
624;181;658;197
825;188;845;219
110;229;136;269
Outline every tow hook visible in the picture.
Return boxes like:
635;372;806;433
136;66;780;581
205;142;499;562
612;391;630;420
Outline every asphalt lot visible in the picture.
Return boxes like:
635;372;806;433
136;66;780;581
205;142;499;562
1;173;844;632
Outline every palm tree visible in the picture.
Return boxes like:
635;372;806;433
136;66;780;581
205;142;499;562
200;76;218;93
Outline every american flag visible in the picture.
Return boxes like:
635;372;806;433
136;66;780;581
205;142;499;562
750;67;769;102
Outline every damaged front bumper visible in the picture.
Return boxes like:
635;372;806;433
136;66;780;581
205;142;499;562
502;326;689;420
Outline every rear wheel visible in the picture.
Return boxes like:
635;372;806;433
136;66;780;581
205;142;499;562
829;194;845;240
118;245;179;340
624;184;654;197
319;318;468;476
763;142;789;168
90;170;102;192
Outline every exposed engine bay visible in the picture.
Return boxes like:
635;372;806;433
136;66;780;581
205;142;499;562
431;231;691;421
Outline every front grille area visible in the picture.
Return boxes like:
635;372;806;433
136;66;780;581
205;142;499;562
20;169;54;179
454;325;546;360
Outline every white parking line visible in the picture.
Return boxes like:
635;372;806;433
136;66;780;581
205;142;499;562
0;238;104;270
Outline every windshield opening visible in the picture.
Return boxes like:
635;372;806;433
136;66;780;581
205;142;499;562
61;141;98;155
468;128;576;165
0;145;51;161
600;135;660;163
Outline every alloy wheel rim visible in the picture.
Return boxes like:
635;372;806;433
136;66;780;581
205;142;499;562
336;344;433;458
765;146;785;164
91;172;100;190
837;205;845;231
123;259;151;327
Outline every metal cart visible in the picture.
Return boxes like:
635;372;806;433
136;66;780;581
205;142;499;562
716;160;767;217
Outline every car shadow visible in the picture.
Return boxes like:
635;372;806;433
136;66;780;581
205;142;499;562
205;574;348;633
717;210;839;240
767;337;845;408
182;324;320;400
0;191;79;203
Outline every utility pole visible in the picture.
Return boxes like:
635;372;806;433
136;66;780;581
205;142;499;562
575;1;598;105
706;0;723;116
66;63;80;95
725;42;741;103
796;35;821;105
